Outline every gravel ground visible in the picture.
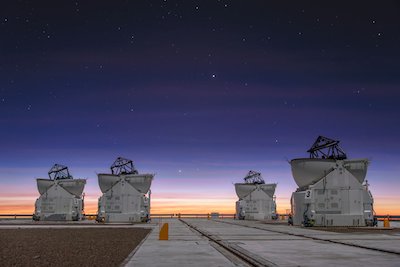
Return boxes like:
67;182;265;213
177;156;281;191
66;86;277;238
0;228;151;267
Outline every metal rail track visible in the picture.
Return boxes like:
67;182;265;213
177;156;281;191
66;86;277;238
180;219;278;267
214;219;400;256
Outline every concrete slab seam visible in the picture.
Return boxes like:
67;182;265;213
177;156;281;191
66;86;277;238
120;227;154;267
214;219;400;256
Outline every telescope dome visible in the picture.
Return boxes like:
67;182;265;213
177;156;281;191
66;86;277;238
343;159;369;183
98;174;120;193
98;157;154;194
235;183;257;199
290;158;369;188
290;158;337;188
125;174;153;193
36;179;54;195
260;183;277;198
58;179;86;197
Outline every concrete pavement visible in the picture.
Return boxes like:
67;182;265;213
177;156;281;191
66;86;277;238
124;218;236;267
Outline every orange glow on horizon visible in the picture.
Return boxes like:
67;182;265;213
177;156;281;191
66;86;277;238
1;194;399;215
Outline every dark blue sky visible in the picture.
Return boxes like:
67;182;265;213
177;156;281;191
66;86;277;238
1;1;400;213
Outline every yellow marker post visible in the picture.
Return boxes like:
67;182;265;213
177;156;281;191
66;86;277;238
159;223;169;240
383;216;390;228
207;213;210;220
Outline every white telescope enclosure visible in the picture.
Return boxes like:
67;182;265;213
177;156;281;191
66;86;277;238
235;170;277;221
97;157;154;223
290;136;375;227
33;164;86;221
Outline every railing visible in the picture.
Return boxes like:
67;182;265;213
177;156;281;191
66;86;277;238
0;214;33;219
375;215;400;221
149;214;175;218
1;214;400;221
150;214;236;219
0;213;236;219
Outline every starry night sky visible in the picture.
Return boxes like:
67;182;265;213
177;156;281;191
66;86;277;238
1;1;400;214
